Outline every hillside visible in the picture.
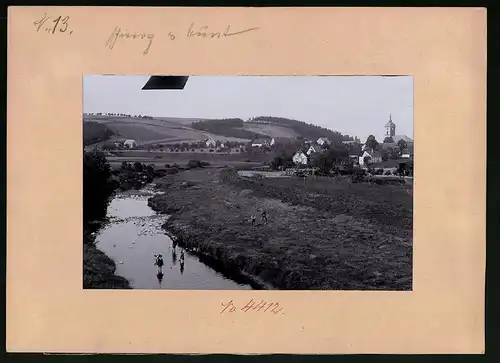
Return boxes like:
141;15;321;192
83;115;251;146
83;114;355;147
192;116;353;142
83;121;115;146
250;116;354;142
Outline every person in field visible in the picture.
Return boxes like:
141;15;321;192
251;214;256;225
261;210;268;224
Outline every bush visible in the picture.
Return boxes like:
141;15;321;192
351;168;366;183
220;167;239;184
187;159;204;169
209;149;214;153
133;162;143;172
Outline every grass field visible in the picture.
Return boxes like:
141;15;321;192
105;148;275;169
83;115;251;145
148;167;413;290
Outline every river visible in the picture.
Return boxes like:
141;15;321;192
94;188;253;290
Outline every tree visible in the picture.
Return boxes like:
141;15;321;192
83;150;116;226
386;147;399;159
365;135;379;151
324;144;349;165
383;137;394;143
310;153;330;173
271;156;285;170
133;162;143;172
397;139;408;154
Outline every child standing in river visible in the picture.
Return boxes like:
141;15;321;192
154;253;164;272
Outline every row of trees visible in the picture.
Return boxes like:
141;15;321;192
366;134;408;153
85;112;153;119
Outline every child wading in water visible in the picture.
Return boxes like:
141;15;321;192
154;253;164;273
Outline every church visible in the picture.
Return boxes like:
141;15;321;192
362;114;414;159
382;114;413;145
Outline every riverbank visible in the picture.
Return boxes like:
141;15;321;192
83;161;163;289
83;225;131;289
148;167;413;290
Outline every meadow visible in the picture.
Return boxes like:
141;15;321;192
148;167;413;290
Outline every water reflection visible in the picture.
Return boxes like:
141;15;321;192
172;249;177;265
157;271;164;286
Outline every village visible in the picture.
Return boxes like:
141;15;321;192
90;114;414;180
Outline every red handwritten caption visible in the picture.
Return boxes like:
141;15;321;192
220;299;284;315
33;13;73;35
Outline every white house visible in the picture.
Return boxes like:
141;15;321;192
205;138;216;148
317;137;331;146
359;149;383;165
123;139;137;149
401;148;412;158
306;144;322;155
251;139;270;148
292;151;308;165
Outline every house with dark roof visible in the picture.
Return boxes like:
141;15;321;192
359;148;383;165
306;144;323;155
392;135;413;144
205;137;216;148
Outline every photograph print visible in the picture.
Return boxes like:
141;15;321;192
83;75;414;291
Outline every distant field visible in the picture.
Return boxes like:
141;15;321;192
83;115;251;145
106;150;271;167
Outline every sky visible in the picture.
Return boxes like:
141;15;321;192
83;75;413;142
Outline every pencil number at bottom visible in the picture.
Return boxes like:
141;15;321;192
220;299;284;315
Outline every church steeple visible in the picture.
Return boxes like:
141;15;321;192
384;114;396;138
